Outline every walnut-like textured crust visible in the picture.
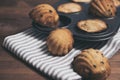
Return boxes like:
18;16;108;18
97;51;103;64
72;0;92;3
47;28;74;56
77;19;107;32
57;3;82;13
29;4;59;28
90;0;116;17
72;48;111;80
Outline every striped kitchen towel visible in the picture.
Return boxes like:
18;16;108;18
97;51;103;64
3;27;120;80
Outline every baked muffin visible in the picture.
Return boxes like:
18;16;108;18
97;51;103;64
72;0;92;3
90;0;116;18
29;4;59;28
113;0;120;7
77;19;107;32
57;3;82;14
72;48;111;80
47;28;74;56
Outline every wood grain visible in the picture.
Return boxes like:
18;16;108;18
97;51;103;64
0;0;120;80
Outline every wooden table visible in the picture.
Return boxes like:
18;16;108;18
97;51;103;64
0;0;120;80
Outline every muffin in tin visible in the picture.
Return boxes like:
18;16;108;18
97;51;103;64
29;4;59;28
57;2;82;14
90;0;117;18
72;0;92;3
113;0;120;7
77;19;107;33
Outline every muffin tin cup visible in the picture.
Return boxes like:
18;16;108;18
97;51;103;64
33;0;120;41
32;15;72;34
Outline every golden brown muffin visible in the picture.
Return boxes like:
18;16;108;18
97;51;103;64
29;4;59;28
72;48;111;80
47;28;74;56
90;0;116;18
72;0;92;3
57;3;82;14
77;19;107;32
113;0;120;7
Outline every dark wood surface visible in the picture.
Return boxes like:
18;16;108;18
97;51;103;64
0;0;120;80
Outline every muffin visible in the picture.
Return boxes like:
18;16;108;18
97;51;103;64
47;28;74;56
72;48;111;80
29;4;59;28
77;19;107;32
90;0;117;18
72;0;92;3
57;3;82;14
113;0;120;7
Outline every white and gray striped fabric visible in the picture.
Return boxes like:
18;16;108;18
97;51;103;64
3;27;120;80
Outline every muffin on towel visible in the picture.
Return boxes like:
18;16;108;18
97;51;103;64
72;48;111;80
47;28;74;56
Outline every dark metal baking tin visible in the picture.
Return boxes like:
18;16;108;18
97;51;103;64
32;15;72;33
33;0;120;42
